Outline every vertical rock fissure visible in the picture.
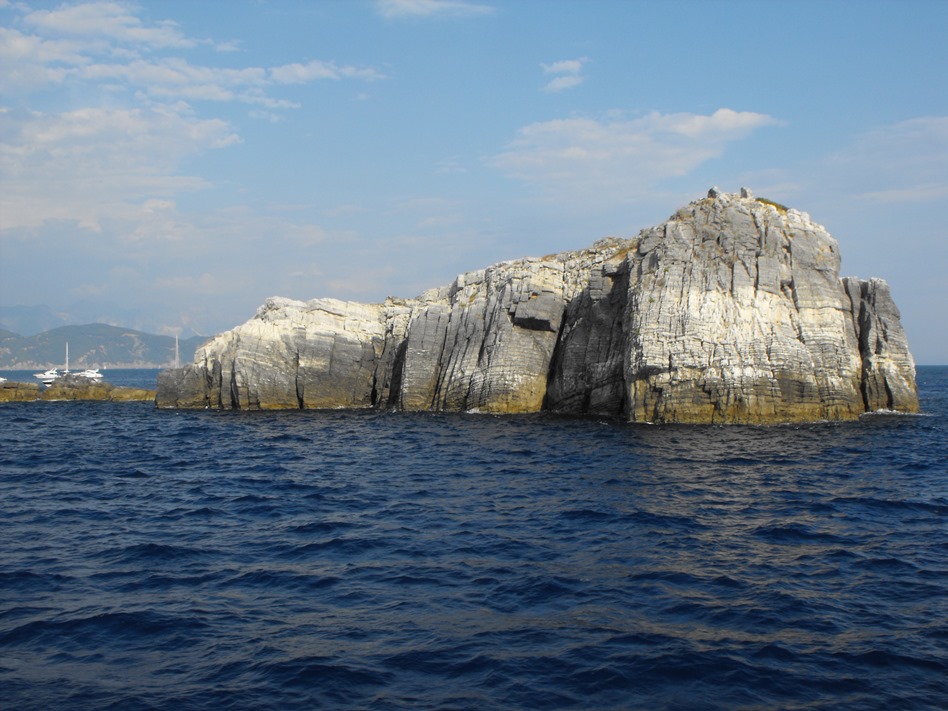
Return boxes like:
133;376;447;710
154;190;918;421
431;311;453;410
852;285;872;413
541;300;572;412
387;339;408;409
203;356;215;409
294;350;304;409
228;362;239;409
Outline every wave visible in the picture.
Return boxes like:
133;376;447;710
0;385;946;709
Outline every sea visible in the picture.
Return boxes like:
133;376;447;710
0;367;945;710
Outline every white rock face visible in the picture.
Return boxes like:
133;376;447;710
157;190;918;422
617;193;867;422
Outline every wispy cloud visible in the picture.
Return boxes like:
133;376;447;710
269;60;384;84
0;27;81;89
490;108;781;206
22;1;203;50
0;104;239;232
825;116;948;203
376;0;494;19
541;57;587;93
0;1;385;234
0;204;359;336
1;5;383;102
0;0;393;335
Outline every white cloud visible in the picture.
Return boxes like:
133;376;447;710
0;0;385;259
23;1;199;49
269;60;385;84
543;59;584;75
1;5;382;103
0;0;387;270
77;57;267;93
0;26;87;89
376;0;494;19
541;57;587;93
0;40;379;103
543;75;582;93
0;25;88;65
0;104;239;231
490;108;781;205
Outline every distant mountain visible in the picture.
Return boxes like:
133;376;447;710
0;304;71;336
0;324;209;369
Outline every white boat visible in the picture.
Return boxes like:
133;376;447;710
34;367;62;384
36;342;68;383
33;343;104;384
33;343;104;383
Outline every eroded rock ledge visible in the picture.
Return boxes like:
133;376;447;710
157;189;918;423
0;377;156;403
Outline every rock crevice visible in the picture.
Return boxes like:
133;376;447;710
156;190;918;422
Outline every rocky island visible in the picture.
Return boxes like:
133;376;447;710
156;189;918;423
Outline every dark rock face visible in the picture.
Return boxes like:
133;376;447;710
843;277;918;412
156;190;919;422
543;246;632;415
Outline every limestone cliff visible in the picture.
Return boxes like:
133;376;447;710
156;189;918;422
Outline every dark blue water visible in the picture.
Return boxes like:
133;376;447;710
1;368;946;710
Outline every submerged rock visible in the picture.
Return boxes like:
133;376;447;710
157;189;918;422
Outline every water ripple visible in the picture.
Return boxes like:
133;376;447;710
0;367;946;709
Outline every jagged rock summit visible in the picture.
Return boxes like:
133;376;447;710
157;189;918;423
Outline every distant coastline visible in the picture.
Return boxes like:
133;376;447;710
0;360;174;371
0;323;207;370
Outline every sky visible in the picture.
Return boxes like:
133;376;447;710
1;0;946;363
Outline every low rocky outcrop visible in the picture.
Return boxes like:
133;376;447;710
0;377;156;403
0;380;42;402
156;189;918;423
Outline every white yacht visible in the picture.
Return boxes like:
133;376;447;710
36;342;68;383
34;367;62;384
33;343;104;384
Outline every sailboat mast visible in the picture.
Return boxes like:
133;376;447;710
65;342;69;373
174;335;180;368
